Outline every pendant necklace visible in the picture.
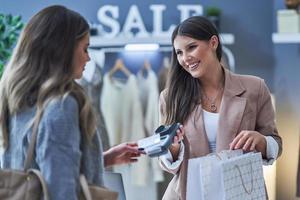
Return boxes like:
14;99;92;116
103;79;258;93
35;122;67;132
202;87;224;113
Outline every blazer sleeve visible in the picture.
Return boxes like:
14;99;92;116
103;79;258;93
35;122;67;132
256;79;282;157
158;90;183;174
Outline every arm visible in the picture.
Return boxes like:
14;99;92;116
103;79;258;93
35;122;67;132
103;142;141;168
159;142;185;175
230;79;282;162
36;96;81;200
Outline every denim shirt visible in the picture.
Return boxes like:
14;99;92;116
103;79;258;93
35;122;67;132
0;95;104;200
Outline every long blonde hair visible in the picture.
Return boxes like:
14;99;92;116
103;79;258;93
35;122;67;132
0;5;96;149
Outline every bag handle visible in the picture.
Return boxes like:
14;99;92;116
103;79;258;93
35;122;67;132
28;169;50;200
23;112;93;200
23;118;50;200
79;174;119;200
24;120;39;171
234;162;254;194
80;175;92;200
214;151;254;194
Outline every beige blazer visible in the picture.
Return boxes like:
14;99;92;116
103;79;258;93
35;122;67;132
159;69;282;200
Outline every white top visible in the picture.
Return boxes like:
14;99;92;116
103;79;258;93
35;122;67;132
203;110;219;153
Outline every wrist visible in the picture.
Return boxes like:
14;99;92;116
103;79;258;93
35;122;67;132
169;143;181;161
170;143;180;150
103;150;112;167
257;136;267;158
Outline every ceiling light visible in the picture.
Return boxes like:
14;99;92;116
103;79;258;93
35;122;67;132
124;43;159;51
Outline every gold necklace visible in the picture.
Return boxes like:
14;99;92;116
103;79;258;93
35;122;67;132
201;87;224;113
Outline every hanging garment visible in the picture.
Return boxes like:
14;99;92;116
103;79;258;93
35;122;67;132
158;66;170;93
158;56;171;93
100;74;149;186
137;69;164;182
137;69;159;136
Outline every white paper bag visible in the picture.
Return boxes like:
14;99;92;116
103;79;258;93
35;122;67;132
187;150;266;200
187;153;223;200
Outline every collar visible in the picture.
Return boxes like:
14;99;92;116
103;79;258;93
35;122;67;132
223;68;246;96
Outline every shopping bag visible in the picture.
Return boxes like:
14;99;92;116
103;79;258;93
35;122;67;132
187;150;266;200
186;156;204;200
187;150;243;200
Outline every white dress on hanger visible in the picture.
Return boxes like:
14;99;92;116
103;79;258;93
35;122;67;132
101;73;157;200
101;74;145;146
137;69;164;182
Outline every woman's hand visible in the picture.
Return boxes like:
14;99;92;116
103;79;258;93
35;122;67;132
169;124;184;161
104;142;142;167
229;130;267;158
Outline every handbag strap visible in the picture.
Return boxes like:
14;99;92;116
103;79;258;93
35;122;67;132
79;174;119;200
28;169;50;200
24;120;39;171
23;119;50;200
80;175;92;200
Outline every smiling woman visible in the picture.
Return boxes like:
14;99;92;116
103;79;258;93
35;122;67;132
158;16;282;200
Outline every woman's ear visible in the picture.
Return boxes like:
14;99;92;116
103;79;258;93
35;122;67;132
209;35;219;50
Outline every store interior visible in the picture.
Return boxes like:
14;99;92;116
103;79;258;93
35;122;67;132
1;0;300;199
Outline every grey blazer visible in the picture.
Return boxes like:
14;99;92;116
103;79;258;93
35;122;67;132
159;68;282;200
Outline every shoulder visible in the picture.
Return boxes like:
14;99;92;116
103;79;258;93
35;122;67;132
37;95;81;146
233;72;263;87
42;95;80;126
229;71;267;95
44;95;79;117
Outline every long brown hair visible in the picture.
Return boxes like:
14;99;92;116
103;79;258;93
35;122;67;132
0;5;96;149
164;16;222;125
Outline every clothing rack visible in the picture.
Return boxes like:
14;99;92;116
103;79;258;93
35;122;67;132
89;33;236;72
90;46;172;53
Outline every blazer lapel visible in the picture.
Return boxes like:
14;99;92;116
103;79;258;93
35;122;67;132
216;69;246;152
185;104;210;158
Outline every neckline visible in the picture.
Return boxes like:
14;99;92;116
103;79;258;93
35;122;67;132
203;109;220;115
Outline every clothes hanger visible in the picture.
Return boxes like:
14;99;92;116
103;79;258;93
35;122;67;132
163;56;171;69
139;59;152;77
143;59;151;71
109;58;131;78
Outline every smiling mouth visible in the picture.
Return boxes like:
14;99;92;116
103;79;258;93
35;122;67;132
189;62;200;70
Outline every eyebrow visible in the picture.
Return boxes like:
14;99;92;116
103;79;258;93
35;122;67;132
175;41;197;52
186;41;197;47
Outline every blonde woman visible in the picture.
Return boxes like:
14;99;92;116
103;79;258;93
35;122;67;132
0;5;140;199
